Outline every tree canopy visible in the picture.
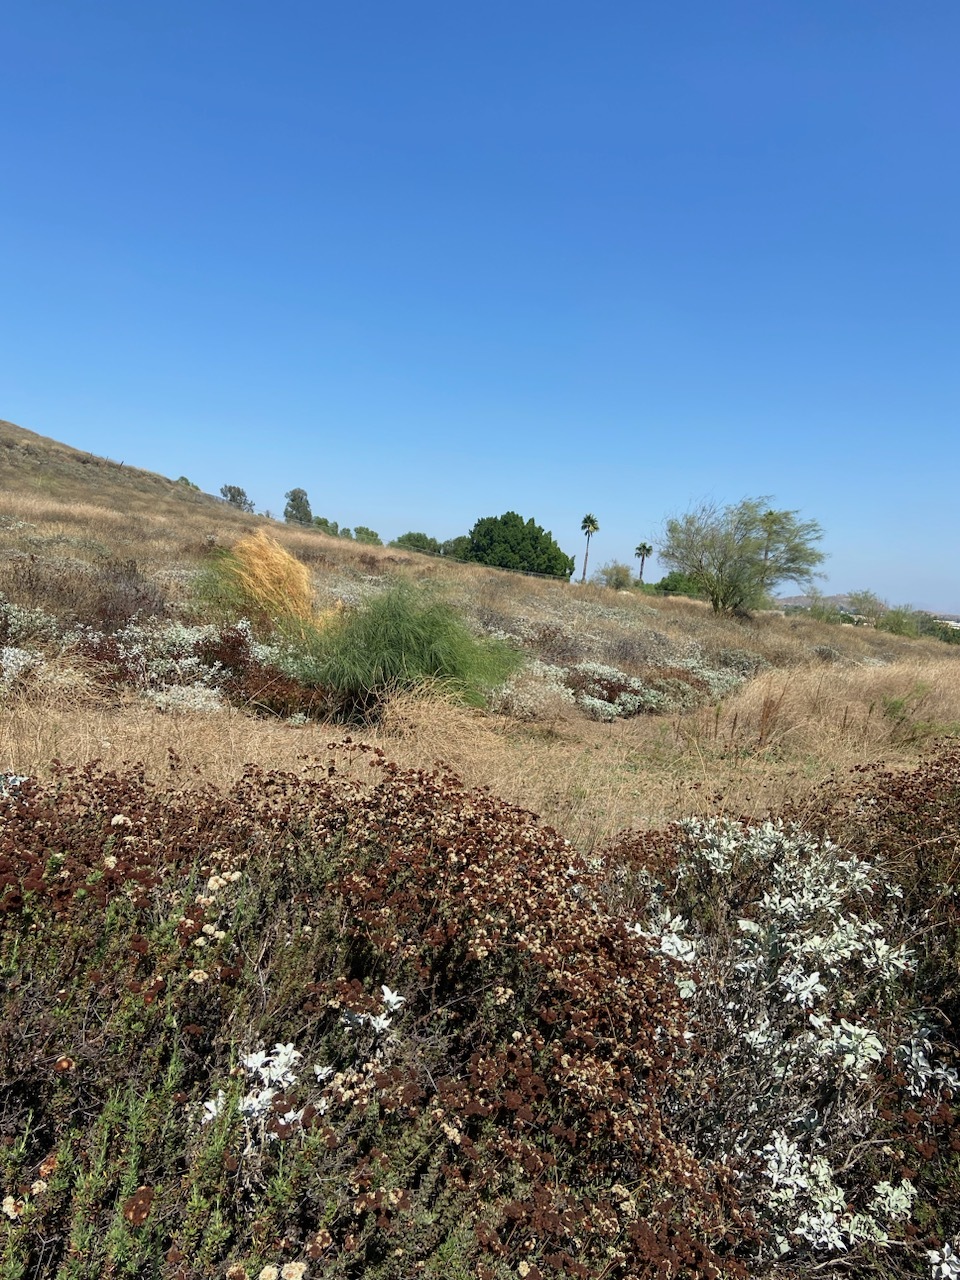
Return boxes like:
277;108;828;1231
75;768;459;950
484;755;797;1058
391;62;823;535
353;525;382;546
659;497;825;614
220;484;254;513
389;532;442;555
594;561;633;591
283;488;313;525
441;535;471;561
462;512;575;578
313;516;342;537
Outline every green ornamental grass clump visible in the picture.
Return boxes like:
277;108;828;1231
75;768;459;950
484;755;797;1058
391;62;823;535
288;582;522;718
197;535;520;719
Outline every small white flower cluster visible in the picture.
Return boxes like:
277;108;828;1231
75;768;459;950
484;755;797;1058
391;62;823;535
198;989;407;1147
239;1043;308;1126
200;1089;226;1125
341;985;406;1041
200;1041;335;1145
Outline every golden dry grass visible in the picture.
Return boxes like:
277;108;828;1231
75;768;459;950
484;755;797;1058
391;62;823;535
5;662;954;848
213;528;316;631
688;656;960;757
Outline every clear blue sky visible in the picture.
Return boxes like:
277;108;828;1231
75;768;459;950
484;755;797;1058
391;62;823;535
2;2;958;609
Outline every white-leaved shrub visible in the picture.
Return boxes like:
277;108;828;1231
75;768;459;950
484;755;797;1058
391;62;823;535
628;817;957;1264
146;684;225;714
568;662;669;719
489;660;576;720
0;646;43;694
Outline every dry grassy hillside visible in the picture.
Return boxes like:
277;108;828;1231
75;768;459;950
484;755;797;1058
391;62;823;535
1;417;959;843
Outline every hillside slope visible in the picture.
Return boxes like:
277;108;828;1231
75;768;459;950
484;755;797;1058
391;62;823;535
0;419;234;515
0;414;958;841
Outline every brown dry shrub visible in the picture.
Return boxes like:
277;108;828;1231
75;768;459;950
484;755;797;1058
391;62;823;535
0;553;166;630
0;751;749;1278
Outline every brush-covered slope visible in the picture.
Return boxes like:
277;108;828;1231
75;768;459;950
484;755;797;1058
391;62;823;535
0;419;229;517
1;416;960;838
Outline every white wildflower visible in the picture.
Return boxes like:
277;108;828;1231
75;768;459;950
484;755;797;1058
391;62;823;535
201;1090;226;1124
264;1042;301;1085
929;1242;960;1280
240;1087;276;1118
241;1049;270;1077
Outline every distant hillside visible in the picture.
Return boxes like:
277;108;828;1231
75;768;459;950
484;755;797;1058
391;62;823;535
778;590;960;623
776;592;854;611
0;418;229;518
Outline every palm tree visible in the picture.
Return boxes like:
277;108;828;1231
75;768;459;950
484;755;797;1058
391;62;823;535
580;513;599;584
634;542;653;583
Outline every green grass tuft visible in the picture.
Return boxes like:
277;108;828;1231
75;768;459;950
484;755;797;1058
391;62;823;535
288;582;522;718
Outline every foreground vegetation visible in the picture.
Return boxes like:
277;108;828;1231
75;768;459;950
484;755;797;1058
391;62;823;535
1;418;960;1276
2;749;960;1279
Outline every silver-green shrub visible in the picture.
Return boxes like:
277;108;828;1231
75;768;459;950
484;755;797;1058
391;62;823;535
629;818;956;1263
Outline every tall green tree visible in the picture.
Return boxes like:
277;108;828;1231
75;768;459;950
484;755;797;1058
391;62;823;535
389;532;443;555
220;484;255;513
463;512;574;577
284;488;313;525
353;526;382;546
634;541;653;583
580;514;599;584
846;589;888;626
659;497;825;614
441;535;471;560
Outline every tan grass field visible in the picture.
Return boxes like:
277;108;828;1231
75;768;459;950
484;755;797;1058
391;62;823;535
2;416;959;847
